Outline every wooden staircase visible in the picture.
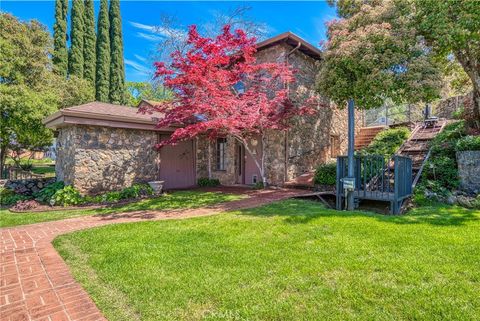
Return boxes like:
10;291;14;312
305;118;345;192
354;126;386;150
397;120;446;187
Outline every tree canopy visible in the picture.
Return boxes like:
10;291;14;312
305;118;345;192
68;0;85;77
317;0;442;110
108;0;126;104
53;0;68;76
125;81;173;107
0;13;93;174
413;0;480;123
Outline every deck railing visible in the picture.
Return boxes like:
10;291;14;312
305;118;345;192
336;154;412;214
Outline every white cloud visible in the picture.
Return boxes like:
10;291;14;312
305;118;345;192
125;59;151;76
130;20;187;42
134;54;147;63
137;32;163;42
129;21;156;32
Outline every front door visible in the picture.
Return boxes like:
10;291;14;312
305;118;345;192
235;143;245;184
159;136;195;189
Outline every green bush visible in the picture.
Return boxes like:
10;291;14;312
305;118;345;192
51;186;84;207
197;177;221;187
456;135;480;152
314;163;337;186
422;156;459;191
119;183;154;199
360;127;410;157
33;181;65;204
252;181;264;189
0;188;30;206
429;121;466;159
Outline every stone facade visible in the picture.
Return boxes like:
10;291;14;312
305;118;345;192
56;125;159;194
194;42;356;186
54;41;354;191
457;151;480;193
195;136;237;185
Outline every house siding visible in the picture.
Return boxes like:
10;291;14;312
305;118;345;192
56;125;159;194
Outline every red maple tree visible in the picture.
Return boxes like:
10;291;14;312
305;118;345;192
142;25;318;185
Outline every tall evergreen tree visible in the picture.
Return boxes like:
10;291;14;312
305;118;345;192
53;0;68;77
95;0;110;102
83;0;96;86
109;0;126;104
68;0;85;77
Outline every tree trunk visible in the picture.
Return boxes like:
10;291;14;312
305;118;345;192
233;135;266;188
207;140;212;179
0;145;7;179
472;87;480;128
454;51;480;127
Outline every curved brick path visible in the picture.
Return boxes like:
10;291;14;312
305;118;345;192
0;188;308;321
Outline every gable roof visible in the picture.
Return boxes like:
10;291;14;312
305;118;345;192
256;32;322;60
43;101;173;132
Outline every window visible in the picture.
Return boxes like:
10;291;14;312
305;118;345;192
216;138;227;170
330;135;340;158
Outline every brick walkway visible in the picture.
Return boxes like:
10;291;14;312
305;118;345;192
0;188;307;321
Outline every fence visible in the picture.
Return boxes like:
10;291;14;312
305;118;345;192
336;154;413;214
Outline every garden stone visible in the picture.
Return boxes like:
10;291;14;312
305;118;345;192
456;195;473;208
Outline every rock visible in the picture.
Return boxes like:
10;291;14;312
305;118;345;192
446;194;457;205
457;195;473;208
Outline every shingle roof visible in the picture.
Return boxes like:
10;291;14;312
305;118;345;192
43;101;170;131
60;101;161;121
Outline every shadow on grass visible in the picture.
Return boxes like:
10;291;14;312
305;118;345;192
237;199;480;227
92;191;244;218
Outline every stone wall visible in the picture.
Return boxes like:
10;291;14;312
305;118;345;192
435;92;474;119
56;125;159;194
3;178;56;195
457;151;480;194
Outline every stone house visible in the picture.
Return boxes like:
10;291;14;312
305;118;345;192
44;32;354;194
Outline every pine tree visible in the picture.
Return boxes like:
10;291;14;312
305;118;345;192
68;0;85;77
53;0;68;77
95;0;110;102
83;0;96;86
109;0;126;104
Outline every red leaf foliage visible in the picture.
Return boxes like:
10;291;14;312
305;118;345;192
141;25;319;148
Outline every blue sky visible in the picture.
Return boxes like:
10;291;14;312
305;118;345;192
1;1;337;82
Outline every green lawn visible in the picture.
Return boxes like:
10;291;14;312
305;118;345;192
0;191;244;228
54;199;480;321
31;165;56;176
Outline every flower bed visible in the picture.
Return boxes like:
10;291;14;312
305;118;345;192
2;181;156;212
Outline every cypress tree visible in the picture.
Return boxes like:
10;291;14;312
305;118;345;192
109;0;126;104
95;0;110;102
53;0;68;77
83;0;96;86
68;0;85;77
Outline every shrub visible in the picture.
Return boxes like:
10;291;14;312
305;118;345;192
422;156;459;190
252;181;264;189
455;135;480;152
11;200;40;211
314;163;337;186
197;177;221;187
429;121;466;159
51;186;84;207
33;181;65;204
119;183;154;199
360;127;410;157
0;188;30;206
